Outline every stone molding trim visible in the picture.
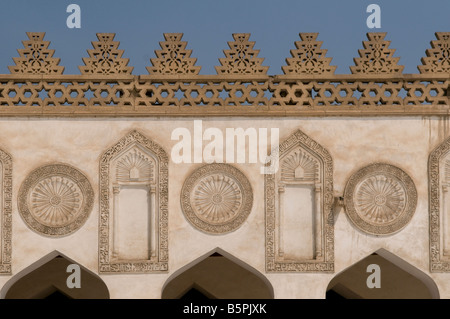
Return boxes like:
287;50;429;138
344;163;417;236
17;163;94;237
265;129;334;272
99;130;168;273
181;163;253;235
0;149;12;275
429;136;450;272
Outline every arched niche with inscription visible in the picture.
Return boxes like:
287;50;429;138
429;136;450;272
99;130;168;273
265;129;334;272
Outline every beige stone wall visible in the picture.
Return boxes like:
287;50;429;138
0;116;449;298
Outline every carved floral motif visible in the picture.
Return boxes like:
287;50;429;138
18;163;93;237
181;163;253;234
344;163;416;236
30;176;82;227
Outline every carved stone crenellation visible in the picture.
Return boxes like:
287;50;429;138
350;32;404;75
265;128;334;273
419;32;450;74
282;33;336;75
147;33;201;75
17;163;94;237
79;33;133;75
0;31;448;113
215;33;269;75
344;163;417;236
181;163;253;234
99;130;168;273
8;32;64;74
0;149;12;275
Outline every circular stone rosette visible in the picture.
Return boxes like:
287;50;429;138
344;163;417;236
18;163;94;237
181;163;253;234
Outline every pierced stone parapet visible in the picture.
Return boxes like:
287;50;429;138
0;31;448;116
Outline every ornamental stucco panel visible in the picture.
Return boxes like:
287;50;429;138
343;163;417;236
429;136;450;272
180;163;253;235
17;163;94;237
0;149;12;275
99;130;168;273
265;128;334;272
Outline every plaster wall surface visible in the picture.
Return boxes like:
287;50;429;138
0;116;447;298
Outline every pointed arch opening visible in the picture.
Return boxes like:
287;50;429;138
162;248;274;299
326;249;439;299
1;251;109;299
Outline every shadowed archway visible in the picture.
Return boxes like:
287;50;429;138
1;251;109;299
326;248;439;299
162;248;274;299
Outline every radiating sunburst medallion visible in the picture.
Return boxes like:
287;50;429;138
181;163;253;234
18;163;94;237
344;163;417;236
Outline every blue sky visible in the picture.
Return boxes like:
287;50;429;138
0;0;448;74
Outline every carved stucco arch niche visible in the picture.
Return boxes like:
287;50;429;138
180;163;253;235
17;163;94;238
99;130;168;273
428;135;450;272
0;149;12;275
344;163;417;236
265;129;334;272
